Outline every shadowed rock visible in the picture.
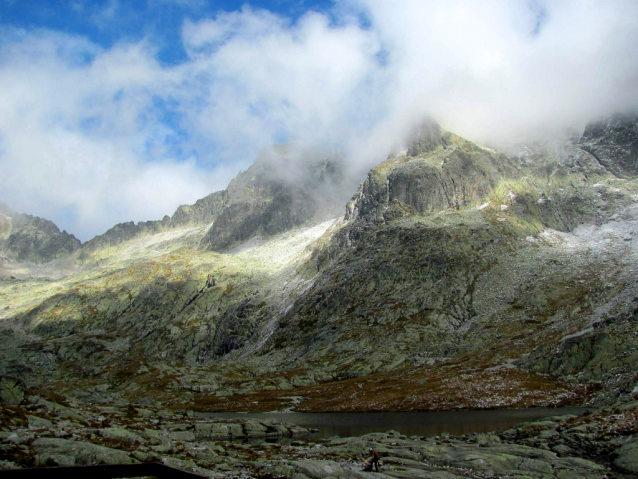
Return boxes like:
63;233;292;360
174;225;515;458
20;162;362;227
580;112;638;178
0;204;80;263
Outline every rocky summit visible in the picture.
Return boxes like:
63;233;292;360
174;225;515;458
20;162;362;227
1;115;638;477
0;203;81;265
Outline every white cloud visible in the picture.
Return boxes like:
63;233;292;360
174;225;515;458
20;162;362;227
176;0;638;169
0;30;228;241
355;0;638;143
178;6;382;159
1;1;638;242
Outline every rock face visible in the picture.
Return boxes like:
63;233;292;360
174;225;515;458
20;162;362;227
580;112;638;178
0;376;27;405
0;203;80;263
346;124;517;223
171;191;227;226
200;145;347;251
615;436;638;474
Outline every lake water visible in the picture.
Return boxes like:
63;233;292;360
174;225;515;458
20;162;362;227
199;407;587;440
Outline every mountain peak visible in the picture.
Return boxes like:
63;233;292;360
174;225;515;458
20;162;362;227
0;204;81;264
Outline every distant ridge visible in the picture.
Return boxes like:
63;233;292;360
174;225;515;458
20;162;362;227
0;203;80;263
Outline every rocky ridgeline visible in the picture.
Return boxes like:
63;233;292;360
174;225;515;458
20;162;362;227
81;145;347;256
0;144;346;263
77;189;228;256
0;203;80;264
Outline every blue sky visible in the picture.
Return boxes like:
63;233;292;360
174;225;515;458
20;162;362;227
1;0;335;65
1;0;637;241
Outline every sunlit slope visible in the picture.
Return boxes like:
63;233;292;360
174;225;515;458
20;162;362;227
0;218;340;389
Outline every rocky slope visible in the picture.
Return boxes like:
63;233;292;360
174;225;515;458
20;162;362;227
199;144;347;252
0;115;637;416
227;115;638;405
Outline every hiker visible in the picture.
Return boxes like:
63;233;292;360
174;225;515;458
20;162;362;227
364;448;381;472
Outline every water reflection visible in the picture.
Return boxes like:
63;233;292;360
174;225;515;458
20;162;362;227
198;407;586;440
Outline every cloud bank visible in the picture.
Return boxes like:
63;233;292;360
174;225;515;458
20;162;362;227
1;0;637;241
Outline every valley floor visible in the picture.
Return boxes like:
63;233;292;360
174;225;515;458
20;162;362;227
1;391;637;478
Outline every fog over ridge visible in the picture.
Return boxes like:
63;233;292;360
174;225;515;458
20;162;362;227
1;0;637;241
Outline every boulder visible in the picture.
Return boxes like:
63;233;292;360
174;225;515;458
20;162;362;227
32;438;136;466
614;437;638;473
0;377;27;406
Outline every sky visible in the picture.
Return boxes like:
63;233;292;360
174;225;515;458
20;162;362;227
1;0;638;241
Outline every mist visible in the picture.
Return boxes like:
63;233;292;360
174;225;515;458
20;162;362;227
1;0;637;241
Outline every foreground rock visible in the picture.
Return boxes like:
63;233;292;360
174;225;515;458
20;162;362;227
2;395;637;478
0;394;310;477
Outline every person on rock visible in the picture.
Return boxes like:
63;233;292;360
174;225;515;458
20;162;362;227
364;448;381;472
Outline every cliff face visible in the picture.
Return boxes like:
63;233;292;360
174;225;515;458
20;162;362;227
346;120;518;223
580;113;638;178
1;116;638;413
